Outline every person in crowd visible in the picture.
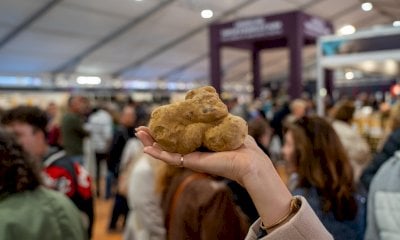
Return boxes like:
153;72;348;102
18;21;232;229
124;154;166;240
118;107;165;240
135;126;333;240
364;150;400;240
1;106;94;239
117;104;150;198
0;128;87;240
0;107;4;121
248;117;273;156
108;104;137;231
155;160;249;240
282;116;366;239
46;102;63;147
86;103;113;197
103;102;121;199
360;102;400;190
330;100;371;184
223;95;249;121
46;102;58;120
61;95;89;164
270;100;290;141
286;99;308;123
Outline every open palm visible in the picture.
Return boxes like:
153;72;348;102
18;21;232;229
135;126;272;186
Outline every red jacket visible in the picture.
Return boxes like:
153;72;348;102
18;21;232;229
42;148;94;239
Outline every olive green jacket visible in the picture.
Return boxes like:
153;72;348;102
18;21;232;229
0;187;87;240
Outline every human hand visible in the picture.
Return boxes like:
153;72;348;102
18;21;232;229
136;126;294;230
135;126;273;186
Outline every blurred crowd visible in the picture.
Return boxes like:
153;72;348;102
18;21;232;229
0;89;400;240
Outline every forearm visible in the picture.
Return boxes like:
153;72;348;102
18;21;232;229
242;159;292;230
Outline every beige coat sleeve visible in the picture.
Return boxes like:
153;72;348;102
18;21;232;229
245;196;333;240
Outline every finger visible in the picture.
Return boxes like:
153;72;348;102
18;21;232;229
135;126;150;133
143;145;182;166
136;130;155;147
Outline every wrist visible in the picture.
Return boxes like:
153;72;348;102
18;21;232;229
242;157;293;228
260;196;302;232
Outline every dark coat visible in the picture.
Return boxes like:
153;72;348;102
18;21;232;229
360;128;400;190
292;187;366;240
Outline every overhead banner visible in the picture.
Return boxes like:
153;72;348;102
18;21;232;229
303;17;331;38
220;18;284;43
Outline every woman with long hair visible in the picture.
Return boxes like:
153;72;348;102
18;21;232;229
282;116;365;240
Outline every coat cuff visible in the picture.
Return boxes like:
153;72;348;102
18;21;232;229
245;196;333;240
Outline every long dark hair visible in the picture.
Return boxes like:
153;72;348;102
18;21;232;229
285;116;357;221
0;128;42;197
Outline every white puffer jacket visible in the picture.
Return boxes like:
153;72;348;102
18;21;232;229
365;151;400;240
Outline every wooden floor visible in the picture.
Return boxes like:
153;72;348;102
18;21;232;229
92;197;122;240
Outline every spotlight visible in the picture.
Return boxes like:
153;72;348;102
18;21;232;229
361;2;373;11
201;9;213;19
345;71;354;80
338;25;356;35
76;76;101;85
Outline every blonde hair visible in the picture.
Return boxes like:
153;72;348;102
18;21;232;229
388;102;400;131
155;163;185;195
290;99;307;112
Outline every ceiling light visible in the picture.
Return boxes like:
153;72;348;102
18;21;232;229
361;2;373;11
319;88;327;97
338;25;356;35
393;21;400;27
201;9;213;19
345;71;354;80
76;76;101;85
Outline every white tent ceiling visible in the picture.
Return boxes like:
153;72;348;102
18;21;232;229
0;0;397;87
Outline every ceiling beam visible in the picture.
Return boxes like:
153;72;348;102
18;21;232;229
52;0;176;74
0;0;63;50
354;11;392;28
158;52;208;80
112;0;261;78
223;57;285;83
296;0;326;10
368;0;398;20
327;2;361;21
